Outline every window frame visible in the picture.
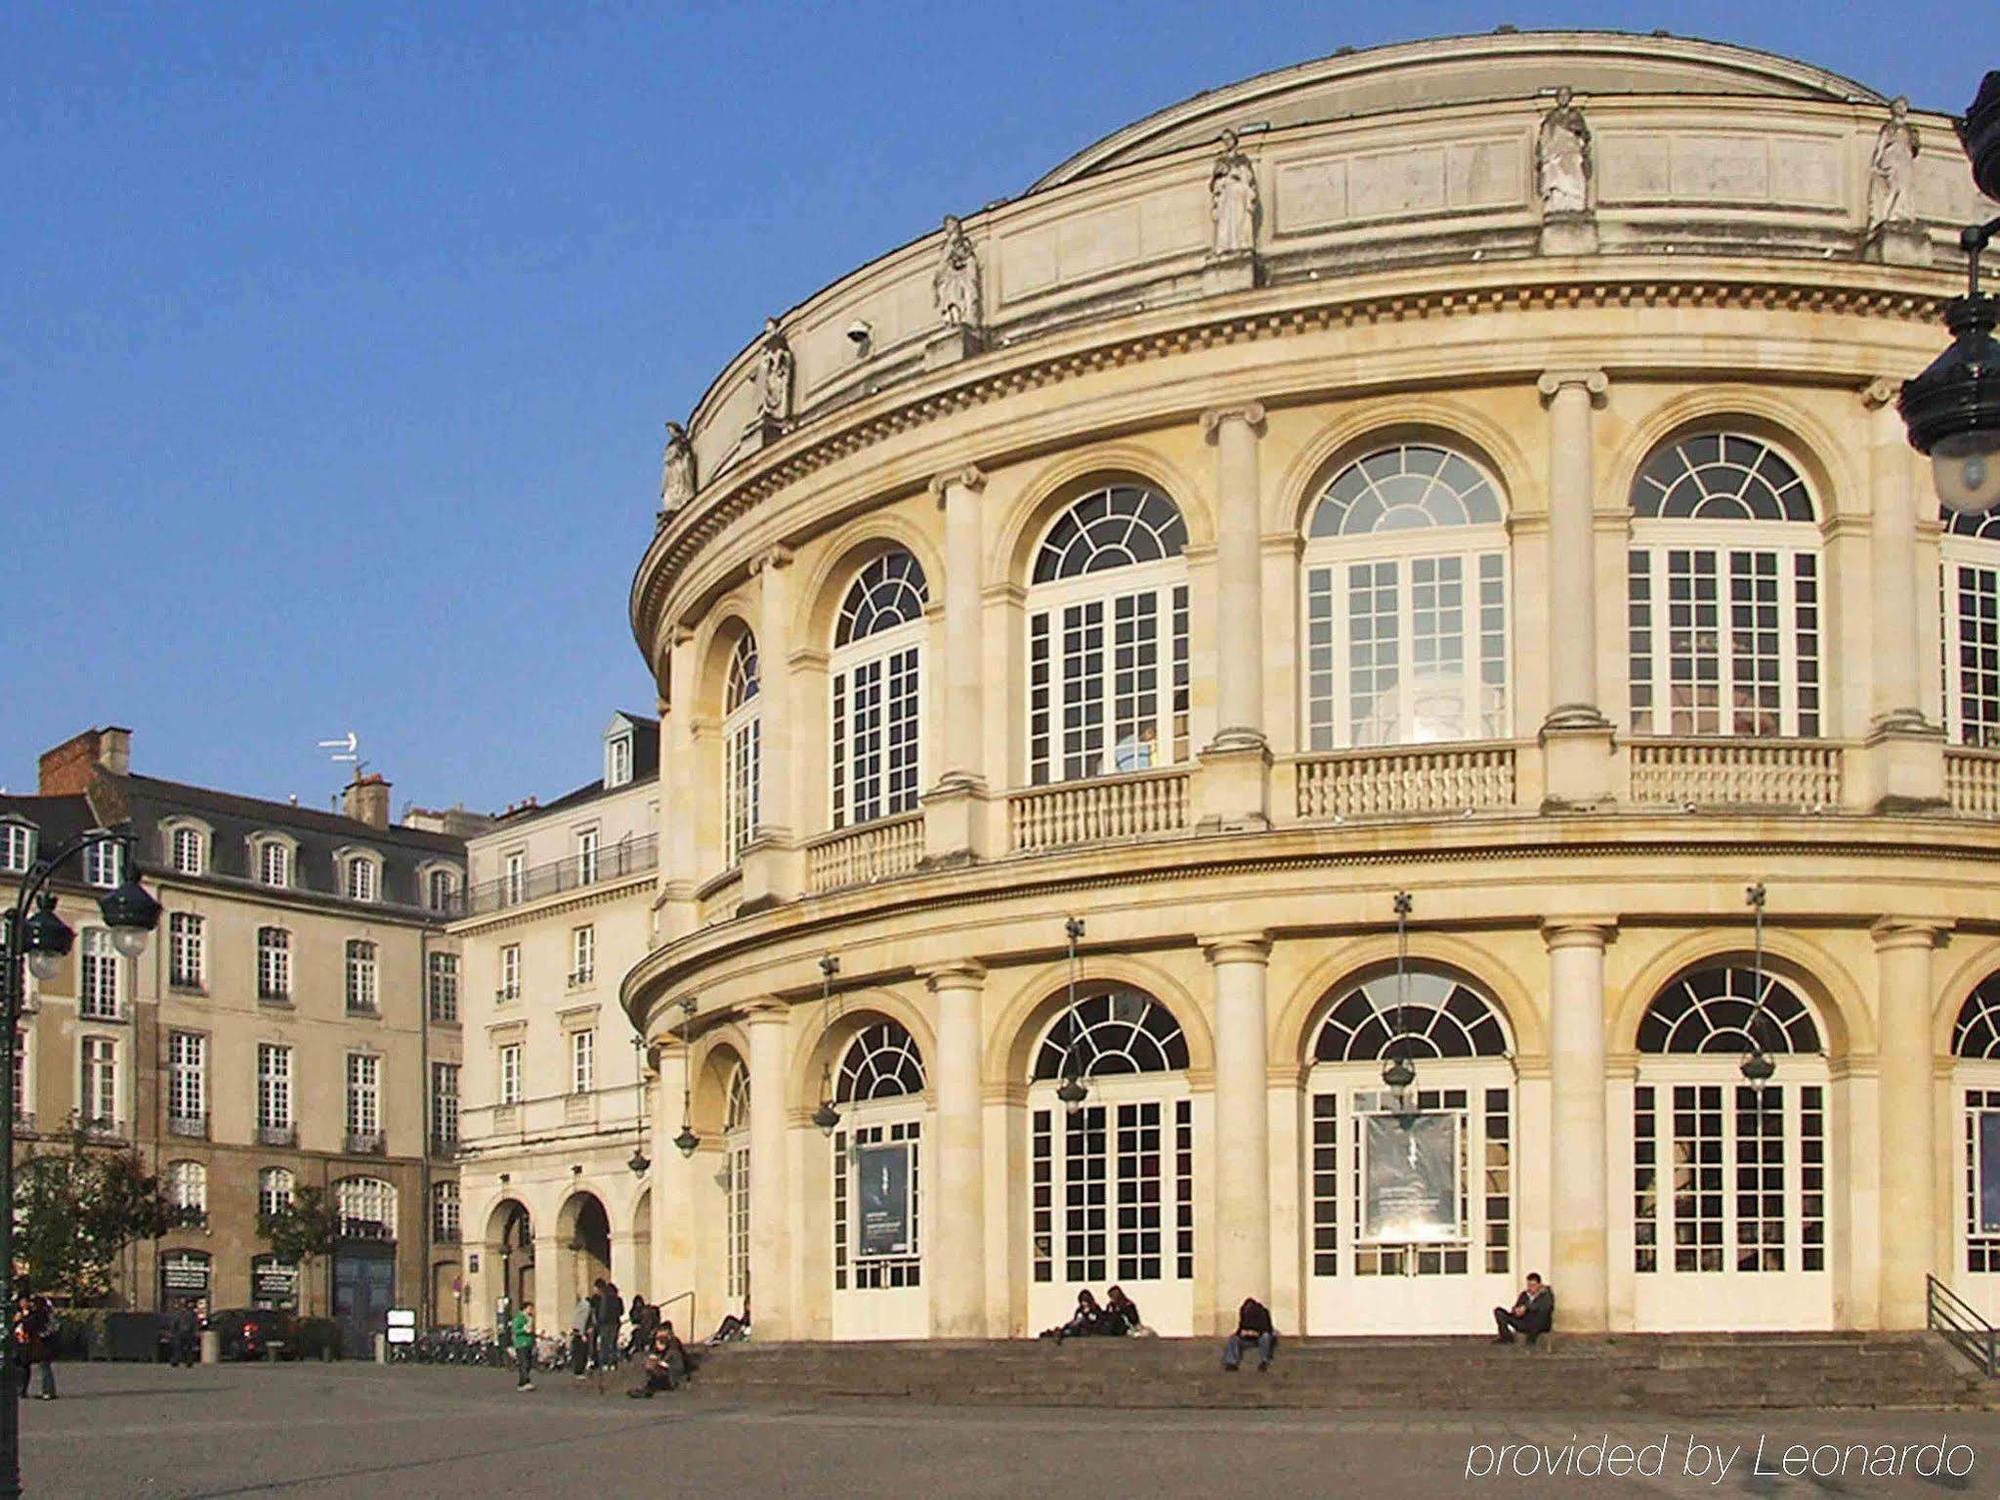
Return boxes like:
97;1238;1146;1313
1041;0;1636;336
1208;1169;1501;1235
0;821;34;875
257;1044;293;1132
256;926;292;1003
723;631;763;865
345;1052;382;1138
345;939;379;1015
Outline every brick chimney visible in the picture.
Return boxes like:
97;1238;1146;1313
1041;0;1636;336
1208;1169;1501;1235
38;726;132;795
343;772;392;830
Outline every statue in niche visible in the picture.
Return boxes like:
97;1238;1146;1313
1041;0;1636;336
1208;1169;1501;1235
1868;96;1922;228
1536;87;1592;216
932;214;982;328
1209;128;1258;256
755;316;793;422
660;420;696;511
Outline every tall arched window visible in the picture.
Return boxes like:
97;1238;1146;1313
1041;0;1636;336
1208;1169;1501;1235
1952;977;2000;1281
1943;509;2000;748
723;1060;751;1306
258;1166;295;1219
832;1022;928;1303
1027;485;1190;783
335;1176;397;1240
722;632;762;865
166;1159;207;1221
1631;965;1829;1330
831;552;929;828
835;1020;928;1102
1302;445;1510;747
1627;433;1822;738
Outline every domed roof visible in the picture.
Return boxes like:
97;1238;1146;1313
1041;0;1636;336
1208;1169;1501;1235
1033;30;1885;190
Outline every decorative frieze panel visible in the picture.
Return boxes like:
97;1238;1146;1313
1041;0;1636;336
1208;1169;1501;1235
1274;135;1525;234
1596;130;1845;210
997;186;1209;304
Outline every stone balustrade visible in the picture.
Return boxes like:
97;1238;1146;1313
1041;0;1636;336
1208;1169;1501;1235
1946;748;2000;818
805;812;926;893
1008;768;1190;853
1629;738;1843;809
1294;743;1518;821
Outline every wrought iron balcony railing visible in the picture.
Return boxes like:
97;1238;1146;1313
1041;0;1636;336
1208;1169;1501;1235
453;834;658;918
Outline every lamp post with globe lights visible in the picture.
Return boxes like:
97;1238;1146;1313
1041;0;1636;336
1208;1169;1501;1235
0;829;160;1500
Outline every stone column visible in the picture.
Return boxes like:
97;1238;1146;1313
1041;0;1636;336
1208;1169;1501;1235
744;1001;793;1339
1863;379;1947;810
742;548;801;907
924;466;990;863
1204;932;1272;1317
1197;404;1272;830
658;628;699;938
925;961;988;1336
650;1037;696;1312
1874;918;1943;1328
1544;917;1614;1330
1536;370;1614;809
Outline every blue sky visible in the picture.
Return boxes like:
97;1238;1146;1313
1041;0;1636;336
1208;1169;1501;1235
2;1;1989;815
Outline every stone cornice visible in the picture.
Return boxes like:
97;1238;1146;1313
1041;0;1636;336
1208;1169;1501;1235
632;264;1959;653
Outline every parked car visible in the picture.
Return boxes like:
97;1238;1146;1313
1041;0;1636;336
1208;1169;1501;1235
206;1308;301;1361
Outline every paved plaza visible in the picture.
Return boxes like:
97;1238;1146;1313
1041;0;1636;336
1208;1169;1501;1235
16;1358;2000;1498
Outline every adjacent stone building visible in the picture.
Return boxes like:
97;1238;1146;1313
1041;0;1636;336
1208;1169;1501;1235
609;32;2000;1342
2;727;476;1349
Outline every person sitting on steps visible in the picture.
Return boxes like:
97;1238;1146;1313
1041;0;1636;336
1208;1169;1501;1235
628;1320;691;1397
1492;1272;1555;1346
1102;1285;1143;1337
1039;1289;1106;1341
1221;1296;1276;1372
708;1297;750;1345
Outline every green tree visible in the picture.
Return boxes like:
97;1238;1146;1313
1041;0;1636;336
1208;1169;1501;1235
13;1132;181;1302
256;1186;341;1317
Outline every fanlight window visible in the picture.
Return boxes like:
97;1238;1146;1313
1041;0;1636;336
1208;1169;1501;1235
1028;486;1191;783
723;1063;751;1133
1943;508;2000;748
1303;445;1510;749
835;1020;927;1103
723;631;762;864
1031;988;1189;1080
1953;979;2000;1058
335;1176;397;1239
1636;967;1822;1055
832;552;929;828
1312;969;1508;1061
1627;432;1822;739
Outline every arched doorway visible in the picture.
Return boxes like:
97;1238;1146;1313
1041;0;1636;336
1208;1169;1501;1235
1302;967;1516;1334
1628;964;1831;1330
723;1061;751;1319
1951;977;2000;1321
829;1019;928;1340
1026;986;1195;1336
490;1200;534;1322
559;1192;613;1315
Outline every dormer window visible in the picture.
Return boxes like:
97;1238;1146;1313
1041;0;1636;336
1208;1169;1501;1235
606;731;634;789
0;822;32;875
426;867;458;913
83;837;122;889
344;854;379;904
169;825;206;877
255;837;292;889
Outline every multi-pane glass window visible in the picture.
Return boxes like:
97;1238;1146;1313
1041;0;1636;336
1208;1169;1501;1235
831;550;929;828
346;1053;381;1138
503;851;526;905
258;1044;292;1132
1302;445;1510;747
427;868;456;912
571;925;595;986
428;952;459;1022
0;822;33;874
499;944;520;1001
499;1043;522;1105
168;913;205;989
432;1062;460;1145
79;929;119;1019
830;1023;928;1294
723;632;762;863
1627;433;1821;737
256;838;291;888
258;1166;295;1218
725;1063;751;1302
170;826;204;875
336;1177;396;1240
81;1036;118;1130
433;1181;461;1242
84;838;121;889
1943;510;2000;747
1028;485;1190;783
167;1031;206;1128
345;856;378;903
345;940;378;1013
257;927;291;1002
570;1029;594;1094
166;1160;207;1219
575;827;599;884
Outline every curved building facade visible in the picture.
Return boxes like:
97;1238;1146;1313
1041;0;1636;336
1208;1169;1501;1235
592;33;2000;1341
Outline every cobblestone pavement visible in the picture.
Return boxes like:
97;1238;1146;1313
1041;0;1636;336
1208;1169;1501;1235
18;1359;2000;1498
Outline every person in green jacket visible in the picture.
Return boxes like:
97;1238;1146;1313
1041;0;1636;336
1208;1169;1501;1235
512;1302;535;1391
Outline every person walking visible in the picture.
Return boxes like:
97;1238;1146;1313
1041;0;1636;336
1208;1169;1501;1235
15;1286;56;1401
510;1301;536;1391
169;1299;200;1368
572;1288;594;1377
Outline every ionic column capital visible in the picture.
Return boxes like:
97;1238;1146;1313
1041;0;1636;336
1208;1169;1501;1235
1200;931;1273;966
1861;376;1903;410
1870;916;1952;952
921;959;987;992
1542;916;1618;950
749;544;794;577
1201;402;1267;440
741;998;790;1025
1537;368;1609;405
927;464;987;504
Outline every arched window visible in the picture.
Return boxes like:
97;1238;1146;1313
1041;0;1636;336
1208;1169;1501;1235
831;552;929;828
169;825;206;876
836;1021;927;1102
1303;444;1509;748
166;1159;207;1219
1943;508;2000;748
255;836;292;888
723;1061;751;1132
1953;976;2000;1275
1636;967;1822;1056
335;1177;397;1240
1031;988;1189;1080
1027;485;1190;783
1955;979;2000;1060
1628;432;1822;738
722;1060;751;1304
258;1166;295;1219
723;632;761;864
1312;969;1509;1061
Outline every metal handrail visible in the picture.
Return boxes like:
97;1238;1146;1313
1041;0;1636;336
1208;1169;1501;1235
1927;1272;1998;1376
453;834;658;918
655;1288;697;1341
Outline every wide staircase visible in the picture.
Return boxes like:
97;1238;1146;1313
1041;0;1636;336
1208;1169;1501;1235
688;1333;1998;1412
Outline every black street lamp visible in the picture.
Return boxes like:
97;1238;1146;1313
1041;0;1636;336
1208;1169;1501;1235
1056;917;1089;1112
1;829;159;1500
671;997;700;1159
1739;883;1776;1084
1901;73;2000;513
812;956;841;1137
1381;891;1417;1095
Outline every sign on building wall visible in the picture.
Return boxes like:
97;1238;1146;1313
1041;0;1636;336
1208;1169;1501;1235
1362;1111;1460;1244
857;1142;913;1258
252;1257;300;1310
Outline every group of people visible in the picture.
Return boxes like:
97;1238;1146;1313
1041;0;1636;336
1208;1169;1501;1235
1038;1285;1147;1340
14;1284;56;1400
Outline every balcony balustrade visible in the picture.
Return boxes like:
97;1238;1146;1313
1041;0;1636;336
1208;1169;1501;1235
1629;738;1842;809
1294;742;1518;821
454;834;658;918
257;1123;297;1148
1008;767;1190;854
1946;748;2000;818
167;1113;209;1140
806;812;925;894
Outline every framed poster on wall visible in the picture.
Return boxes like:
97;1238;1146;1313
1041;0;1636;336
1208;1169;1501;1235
856;1141;913;1259
1361;1110;1461;1244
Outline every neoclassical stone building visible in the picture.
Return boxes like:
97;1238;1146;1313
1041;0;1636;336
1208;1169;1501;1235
606;33;2000;1343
